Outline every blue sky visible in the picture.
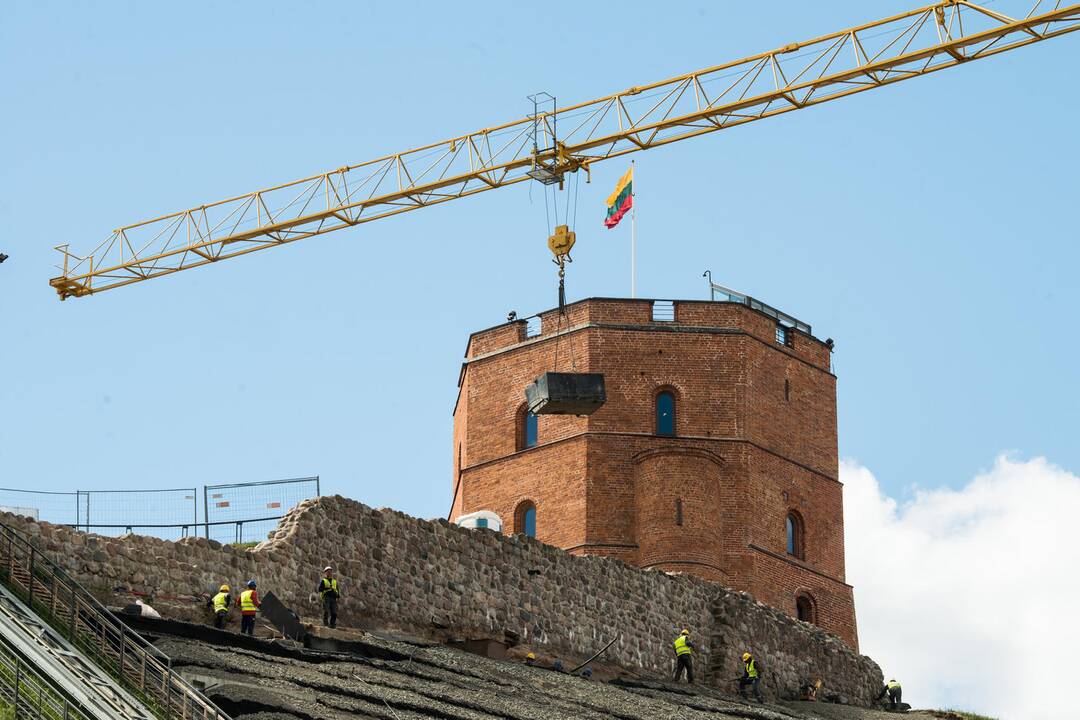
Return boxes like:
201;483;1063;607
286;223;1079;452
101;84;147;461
2;0;1076;513
3;1;1079;713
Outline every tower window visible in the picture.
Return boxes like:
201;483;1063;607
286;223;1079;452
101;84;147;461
775;325;787;345
525;411;538;448
515;501;537;538
526;316;541;337
786;511;805;559
675;499;683;526
475;518;488;529
796;594;816;624
656;391;675;437
517;404;539;450
652;300;675;322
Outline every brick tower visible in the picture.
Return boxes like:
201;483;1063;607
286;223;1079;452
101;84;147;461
450;296;858;648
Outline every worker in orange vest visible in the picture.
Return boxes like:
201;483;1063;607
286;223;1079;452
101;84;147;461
235;579;261;636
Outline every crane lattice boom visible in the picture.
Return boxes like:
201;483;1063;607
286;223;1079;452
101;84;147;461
51;0;1080;299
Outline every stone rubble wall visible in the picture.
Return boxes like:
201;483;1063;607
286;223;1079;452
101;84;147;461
0;495;882;704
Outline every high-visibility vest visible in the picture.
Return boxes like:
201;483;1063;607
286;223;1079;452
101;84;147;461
320;578;338;599
240;590;258;613
746;659;758;678
212;592;229;613
674;636;692;656
887;680;901;690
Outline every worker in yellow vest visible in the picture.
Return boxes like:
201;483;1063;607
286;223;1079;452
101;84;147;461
210;584;231;629
317;565;340;628
672;629;694;683
877;678;903;709
235;579;261;636
739;651;764;703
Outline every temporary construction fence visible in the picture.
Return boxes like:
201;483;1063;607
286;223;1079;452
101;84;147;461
203;477;320;544
0;477;319;545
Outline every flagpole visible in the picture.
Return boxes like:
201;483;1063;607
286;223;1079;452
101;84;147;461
630;160;636;298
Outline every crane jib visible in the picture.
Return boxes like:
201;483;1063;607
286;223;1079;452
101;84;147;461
49;1;1080;299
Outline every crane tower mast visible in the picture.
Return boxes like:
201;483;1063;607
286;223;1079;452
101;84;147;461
50;0;1080;299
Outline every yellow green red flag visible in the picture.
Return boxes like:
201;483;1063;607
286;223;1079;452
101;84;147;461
604;166;633;229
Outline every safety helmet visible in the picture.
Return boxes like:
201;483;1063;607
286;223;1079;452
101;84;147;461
219;584;229;592
247;579;257;588
742;652;752;661
324;566;333;572
526;652;537;660
680;629;690;636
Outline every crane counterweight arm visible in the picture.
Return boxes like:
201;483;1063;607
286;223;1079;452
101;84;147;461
50;0;1080;299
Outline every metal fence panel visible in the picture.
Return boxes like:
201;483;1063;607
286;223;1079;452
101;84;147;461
1;478;319;545
0;488;79;526
76;488;198;541
204;477;319;544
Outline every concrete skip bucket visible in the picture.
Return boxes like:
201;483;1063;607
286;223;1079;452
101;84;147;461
525;372;606;415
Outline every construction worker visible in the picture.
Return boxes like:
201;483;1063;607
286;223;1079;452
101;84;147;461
672;629;694;683
317;565;340;628
877;678;903;710
210;584;231;629
236;579;261;636
739;651;764;703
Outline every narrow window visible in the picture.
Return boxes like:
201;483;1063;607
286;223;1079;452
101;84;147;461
796;594;816;624
475;518;488;529
652;300;675;322
786;511;804;559
784;378;790;402
675;499;683;526
517;404;539;450
775;325;787;345
526;316;542;337
656;391;675;437
525;411;538;448
515;501;537;538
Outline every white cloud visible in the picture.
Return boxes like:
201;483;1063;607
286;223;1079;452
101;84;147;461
843;455;1080;720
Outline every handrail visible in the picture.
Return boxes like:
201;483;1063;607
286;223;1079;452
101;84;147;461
0;521;232;720
0;631;93;720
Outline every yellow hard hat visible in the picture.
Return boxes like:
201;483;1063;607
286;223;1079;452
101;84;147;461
526;652;537;660
742;652;752;661
681;629;690;635
219;584;230;592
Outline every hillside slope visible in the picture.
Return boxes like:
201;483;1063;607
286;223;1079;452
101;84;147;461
132;617;919;720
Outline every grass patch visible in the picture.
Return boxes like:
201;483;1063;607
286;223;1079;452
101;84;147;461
230;541;259;549
933;710;999;720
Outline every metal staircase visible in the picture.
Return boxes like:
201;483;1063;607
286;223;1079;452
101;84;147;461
0;521;231;720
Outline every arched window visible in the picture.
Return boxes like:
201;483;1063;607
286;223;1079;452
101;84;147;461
796;594;816;624
515;501;537;538
516;405;539;450
656;391;675;436
786;511;805;559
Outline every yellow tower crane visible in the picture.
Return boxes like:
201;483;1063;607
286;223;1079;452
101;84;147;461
49;0;1080;300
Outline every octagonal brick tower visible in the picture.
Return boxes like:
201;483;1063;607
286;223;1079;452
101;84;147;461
450;296;858;649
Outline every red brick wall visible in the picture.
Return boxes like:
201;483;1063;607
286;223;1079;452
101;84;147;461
452;298;858;648
633;447;728;582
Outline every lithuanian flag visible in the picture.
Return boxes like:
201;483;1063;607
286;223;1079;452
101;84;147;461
604;166;633;229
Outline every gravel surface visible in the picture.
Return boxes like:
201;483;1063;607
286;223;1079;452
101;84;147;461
156;627;905;720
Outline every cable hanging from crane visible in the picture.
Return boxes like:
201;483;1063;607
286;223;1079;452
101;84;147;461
48;0;1080;299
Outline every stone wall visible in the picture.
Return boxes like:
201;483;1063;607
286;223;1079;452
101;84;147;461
0;494;882;704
